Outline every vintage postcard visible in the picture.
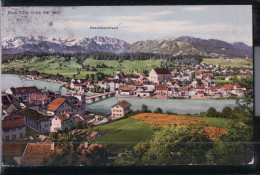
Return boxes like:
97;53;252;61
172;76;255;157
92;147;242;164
1;5;254;166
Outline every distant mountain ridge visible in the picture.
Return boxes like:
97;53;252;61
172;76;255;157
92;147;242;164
2;36;129;54
124;36;252;58
2;36;252;58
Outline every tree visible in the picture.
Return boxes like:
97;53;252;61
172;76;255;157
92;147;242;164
118;125;212;165
154;107;163;113
221;106;232;118
206;107;218;117
206;121;253;164
141;104;149;113
196;79;203;86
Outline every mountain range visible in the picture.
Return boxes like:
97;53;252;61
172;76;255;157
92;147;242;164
1;36;252;58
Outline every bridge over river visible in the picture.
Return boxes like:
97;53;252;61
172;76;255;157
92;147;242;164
86;92;115;103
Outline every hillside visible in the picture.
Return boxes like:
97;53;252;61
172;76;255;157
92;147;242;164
124;36;252;58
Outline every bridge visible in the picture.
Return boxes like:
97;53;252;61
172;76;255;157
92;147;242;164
86;92;115;103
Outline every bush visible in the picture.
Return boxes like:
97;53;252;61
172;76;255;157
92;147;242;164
221;106;232;118
206;107;218;117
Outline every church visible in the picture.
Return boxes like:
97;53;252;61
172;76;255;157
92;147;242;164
148;61;172;83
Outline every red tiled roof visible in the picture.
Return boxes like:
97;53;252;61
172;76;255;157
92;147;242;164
153;68;171;74
2;117;26;130
114;100;132;109
56;114;70;121
179;86;189;91
119;85;135;91
47;98;66;112
20;143;54;166
78;114;93;120
196;85;205;89
195;71;203;74
88;131;100;138
202;73;213;77
156;84;168;90
2;142;27;157
210;87;218;92
11;86;39;94
223;84;233;90
234;84;242;88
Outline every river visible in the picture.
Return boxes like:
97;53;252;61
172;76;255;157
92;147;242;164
86;97;237;115
1;74;68;95
1;74;238;115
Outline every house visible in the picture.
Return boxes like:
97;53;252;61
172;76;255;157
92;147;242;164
29;94;51;106
2;94;20;116
88;131;101;139
18;109;52;133
5;86;40;99
46;98;74;116
155;84;168;96
2;142;27;166
136;91;153;97
195;71;203;79
73;113;95;123
50;114;73;132
118;85;135;96
111;100;132;119
2;117;26;141
149;68;172;83
179;86;189;97
19;143;55;166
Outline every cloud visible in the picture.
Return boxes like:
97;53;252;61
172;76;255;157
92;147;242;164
183;6;208;11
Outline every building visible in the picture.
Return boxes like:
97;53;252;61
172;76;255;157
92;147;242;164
155;84;169;96
118;85;135;96
50;114;73;132
111;100;132;119
2;117;26;141
5;86;40;99
19;109;52;133
149;68;172;83
46;98;75;116
20;143;55;166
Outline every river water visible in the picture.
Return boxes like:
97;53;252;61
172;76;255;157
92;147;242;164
85;97;237;115
1;74;238;115
1;74;67;95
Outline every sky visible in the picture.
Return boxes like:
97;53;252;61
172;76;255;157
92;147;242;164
1;5;252;45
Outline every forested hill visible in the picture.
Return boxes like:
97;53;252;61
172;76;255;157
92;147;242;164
124;36;252;58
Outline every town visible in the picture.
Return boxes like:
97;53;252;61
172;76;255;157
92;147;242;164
1;61;252;166
23;61;251;99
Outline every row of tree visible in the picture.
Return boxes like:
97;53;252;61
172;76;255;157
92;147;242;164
2;51;203;66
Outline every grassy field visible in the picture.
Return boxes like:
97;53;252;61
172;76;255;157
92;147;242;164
90;118;155;143
212;79;233;85
202;117;230;128
202;58;253;68
90;113;230;143
3;56;163;78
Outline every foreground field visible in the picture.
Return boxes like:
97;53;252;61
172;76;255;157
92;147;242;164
91;118;155;143
132;113;204;127
202;58;253;68
91;113;230;143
